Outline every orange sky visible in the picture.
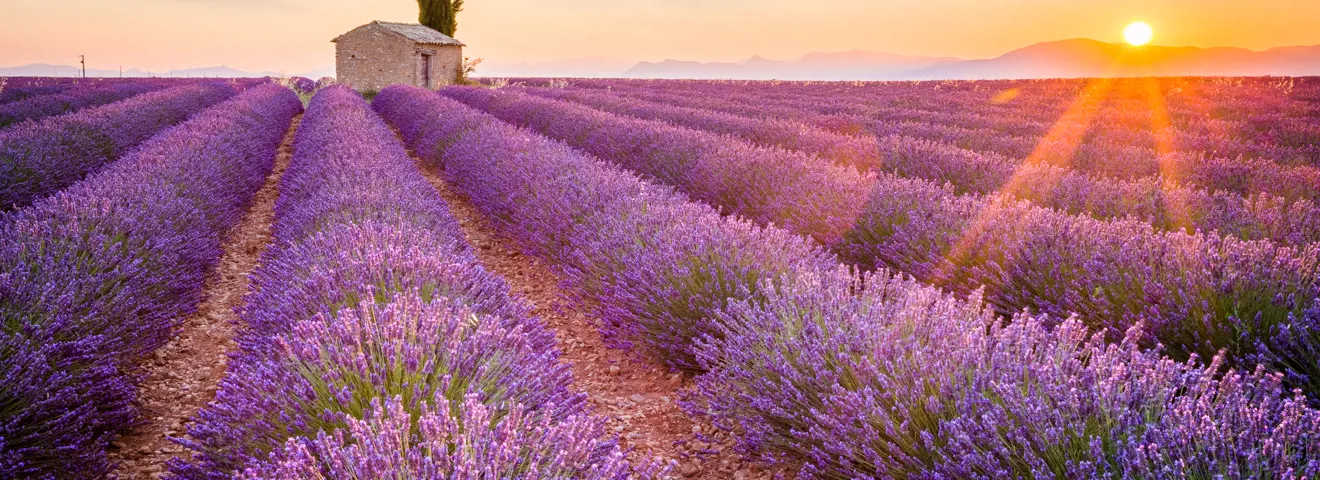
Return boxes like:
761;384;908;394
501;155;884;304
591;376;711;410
2;0;1319;74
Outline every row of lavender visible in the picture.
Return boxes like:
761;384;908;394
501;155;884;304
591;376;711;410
0;82;240;210
173;86;641;478
442;86;1320;400
0;77;269;112
380;85;1320;478
0;85;300;478
573;77;1320;167
0;77;174;106
280;76;338;97
524;85;1320;245
0;82;168;128
0;82;72;106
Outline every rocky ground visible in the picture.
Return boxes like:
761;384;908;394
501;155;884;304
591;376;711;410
108;116;300;479
408;141;783;479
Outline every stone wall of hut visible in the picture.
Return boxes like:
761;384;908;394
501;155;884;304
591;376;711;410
336;25;462;91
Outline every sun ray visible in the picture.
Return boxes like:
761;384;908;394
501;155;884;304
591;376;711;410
1141;78;1195;234
930;74;1119;298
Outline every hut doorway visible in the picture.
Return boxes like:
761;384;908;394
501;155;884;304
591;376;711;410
421;53;433;88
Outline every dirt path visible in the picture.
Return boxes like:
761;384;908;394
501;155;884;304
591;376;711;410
108;115;300;479
401;136;776;479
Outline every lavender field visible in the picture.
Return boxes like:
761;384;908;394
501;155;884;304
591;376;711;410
3;76;1320;479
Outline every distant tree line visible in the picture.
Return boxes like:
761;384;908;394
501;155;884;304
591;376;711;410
419;0;463;37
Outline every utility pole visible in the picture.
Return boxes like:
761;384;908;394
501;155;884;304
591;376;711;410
80;55;86;78
119;65;123;78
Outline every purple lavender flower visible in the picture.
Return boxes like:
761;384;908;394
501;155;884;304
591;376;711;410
286;77;317;95
696;266;1320;478
239;395;635;479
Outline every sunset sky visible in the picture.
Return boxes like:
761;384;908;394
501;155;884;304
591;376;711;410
2;0;1320;75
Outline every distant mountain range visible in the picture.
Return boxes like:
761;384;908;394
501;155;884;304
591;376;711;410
0;63;326;79
625;51;958;80
623;39;1320;80
5;38;1320;80
911;39;1320;80
481;57;638;78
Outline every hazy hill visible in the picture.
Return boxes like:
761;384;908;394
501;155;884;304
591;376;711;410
911;38;1320;79
622;40;1320;80
624;51;956;80
0;63;150;78
164;65;276;78
482;57;637;78
0;63;319;78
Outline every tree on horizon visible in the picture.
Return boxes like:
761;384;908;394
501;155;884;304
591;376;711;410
418;0;464;38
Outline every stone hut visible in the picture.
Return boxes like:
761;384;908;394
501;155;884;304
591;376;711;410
333;21;465;92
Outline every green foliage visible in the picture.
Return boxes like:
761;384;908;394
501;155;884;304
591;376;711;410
418;0;463;37
457;57;483;85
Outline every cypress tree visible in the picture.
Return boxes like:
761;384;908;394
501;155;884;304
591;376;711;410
418;0;463;37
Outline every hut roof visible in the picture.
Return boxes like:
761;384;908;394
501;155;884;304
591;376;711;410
334;21;466;47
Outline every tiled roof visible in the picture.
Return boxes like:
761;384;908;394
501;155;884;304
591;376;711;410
335;21;466;47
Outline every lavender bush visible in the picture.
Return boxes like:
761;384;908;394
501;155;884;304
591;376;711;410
0;82;239;210
287;76;317;95
0;83;73;106
0;324;136;479
695;267;1320;478
0;84;299;478
238;395;635;479
173;86;636;478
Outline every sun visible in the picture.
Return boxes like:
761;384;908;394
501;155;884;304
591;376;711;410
1124;21;1154;46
